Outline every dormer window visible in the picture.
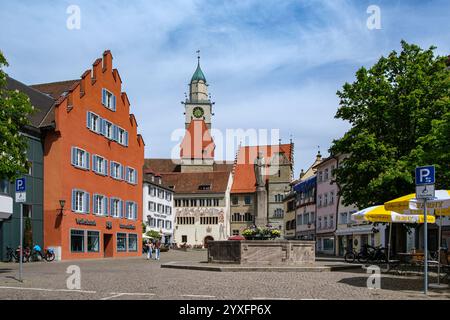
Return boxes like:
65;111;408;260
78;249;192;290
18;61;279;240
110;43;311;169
198;185;211;190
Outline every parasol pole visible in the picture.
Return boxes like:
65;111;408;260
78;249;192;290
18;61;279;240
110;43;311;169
387;222;392;266
424;199;428;295
437;207;442;285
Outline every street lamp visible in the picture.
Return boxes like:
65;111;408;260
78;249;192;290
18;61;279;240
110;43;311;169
59;199;66;216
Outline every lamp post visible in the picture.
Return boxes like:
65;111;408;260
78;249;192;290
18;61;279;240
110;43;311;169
59;199;66;216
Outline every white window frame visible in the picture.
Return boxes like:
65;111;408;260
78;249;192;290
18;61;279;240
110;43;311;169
104;120;113;140
93;155;108;176
87;111;101;134
102;88;116;111
110;198;122;218
71;147;90;170
110;161;123;180
126;166;137;184
126;201;137;220
72;189;90;214
93;194;108;216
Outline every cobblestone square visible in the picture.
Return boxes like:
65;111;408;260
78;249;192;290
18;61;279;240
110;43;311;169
0;250;449;300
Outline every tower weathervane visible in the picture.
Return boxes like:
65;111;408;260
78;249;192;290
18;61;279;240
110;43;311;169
196;50;200;63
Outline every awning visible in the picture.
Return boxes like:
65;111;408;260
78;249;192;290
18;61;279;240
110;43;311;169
0;194;13;220
293;176;317;194
335;225;375;236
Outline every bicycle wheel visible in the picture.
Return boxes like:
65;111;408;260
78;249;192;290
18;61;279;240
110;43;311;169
45;252;55;262
377;251;388;264
357;252;368;263
344;252;355;263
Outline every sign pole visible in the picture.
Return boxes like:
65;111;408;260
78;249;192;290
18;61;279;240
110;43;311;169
19;202;23;282
423;199;428;295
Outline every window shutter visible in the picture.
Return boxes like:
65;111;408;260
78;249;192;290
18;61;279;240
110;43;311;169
92;155;97;172
84;192;90;213
112;95;116;111
110;198;114;216
119;200;123;218
120;165;124;180
102;89;106;106
71;189;76;211
134;203;137;220
103;159;108;176
85;152;90;170
71;147;76;165
113;125;118;141
103;197;108;216
100;118;106;135
134;170;137;184
125;167;130;182
124;131;128;146
93;195;98;214
110;162;114;178
87;112;91;129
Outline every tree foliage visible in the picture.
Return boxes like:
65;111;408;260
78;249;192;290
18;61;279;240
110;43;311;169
331;41;450;209
0;51;35;181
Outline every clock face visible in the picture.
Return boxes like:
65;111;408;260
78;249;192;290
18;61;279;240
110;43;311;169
193;107;204;118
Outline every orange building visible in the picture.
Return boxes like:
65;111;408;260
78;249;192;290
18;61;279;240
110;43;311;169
32;51;144;260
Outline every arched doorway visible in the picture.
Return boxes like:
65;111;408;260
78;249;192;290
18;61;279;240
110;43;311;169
203;236;214;248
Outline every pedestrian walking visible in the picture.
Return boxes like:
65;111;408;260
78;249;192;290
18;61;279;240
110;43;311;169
154;239;161;260
146;240;154;260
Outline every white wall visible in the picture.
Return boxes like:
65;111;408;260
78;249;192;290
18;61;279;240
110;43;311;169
143;182;174;241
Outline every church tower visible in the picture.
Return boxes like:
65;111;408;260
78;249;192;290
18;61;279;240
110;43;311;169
183;51;213;129
180;52;215;173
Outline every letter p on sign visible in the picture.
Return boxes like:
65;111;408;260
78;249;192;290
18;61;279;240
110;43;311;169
415;166;435;185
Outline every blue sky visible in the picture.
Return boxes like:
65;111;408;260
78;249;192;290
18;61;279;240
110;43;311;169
1;0;449;176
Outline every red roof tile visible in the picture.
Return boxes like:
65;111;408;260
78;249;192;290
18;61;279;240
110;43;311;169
31;80;80;100
231;144;293;193
159;171;231;194
180;120;215;159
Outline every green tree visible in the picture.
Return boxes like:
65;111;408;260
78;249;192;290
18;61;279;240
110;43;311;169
331;41;450;209
145;230;161;239
0;51;35;181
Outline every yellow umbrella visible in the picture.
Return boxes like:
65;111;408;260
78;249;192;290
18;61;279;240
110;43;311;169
384;190;450;216
352;205;435;223
385;190;450;287
352;206;435;262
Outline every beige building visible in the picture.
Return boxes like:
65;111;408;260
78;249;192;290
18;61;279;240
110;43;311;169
230;143;294;235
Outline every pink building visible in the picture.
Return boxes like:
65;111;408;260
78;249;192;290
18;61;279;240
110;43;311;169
314;156;338;254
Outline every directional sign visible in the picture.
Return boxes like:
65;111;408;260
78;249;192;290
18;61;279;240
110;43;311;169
415;166;435;185
15;178;26;192
416;184;435;200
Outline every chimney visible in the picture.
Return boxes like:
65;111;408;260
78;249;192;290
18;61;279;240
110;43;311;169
102;50;113;72
92;58;102;83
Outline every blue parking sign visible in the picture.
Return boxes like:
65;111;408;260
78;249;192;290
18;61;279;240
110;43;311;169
15;178;26;192
415;166;435;185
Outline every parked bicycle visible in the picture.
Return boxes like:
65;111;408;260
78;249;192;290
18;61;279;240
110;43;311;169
365;245;388;264
5;246;19;262
344;247;358;263
27;244;55;262
5;246;28;263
